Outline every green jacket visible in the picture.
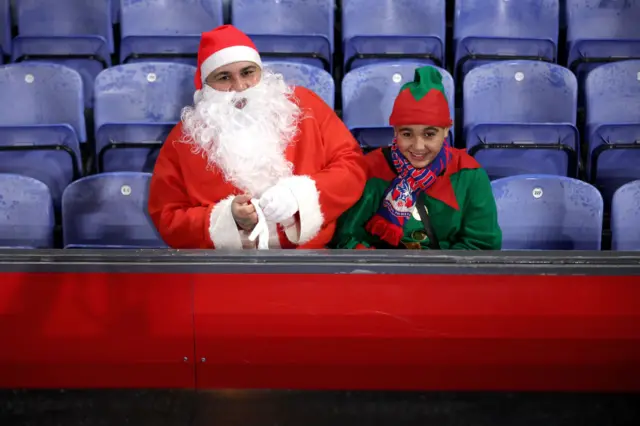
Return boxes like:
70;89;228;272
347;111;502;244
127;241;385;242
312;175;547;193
332;147;502;250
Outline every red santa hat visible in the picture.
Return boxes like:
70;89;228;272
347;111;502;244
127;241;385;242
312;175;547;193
193;25;263;102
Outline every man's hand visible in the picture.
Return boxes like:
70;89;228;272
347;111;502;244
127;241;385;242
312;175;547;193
259;183;299;223
231;194;258;231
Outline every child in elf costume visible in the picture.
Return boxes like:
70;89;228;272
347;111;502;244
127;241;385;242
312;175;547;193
332;66;502;250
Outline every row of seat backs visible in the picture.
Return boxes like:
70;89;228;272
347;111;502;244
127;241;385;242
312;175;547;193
0;59;638;209
0;172;164;249
3;58;637;142
3;0;640;71
2;172;638;251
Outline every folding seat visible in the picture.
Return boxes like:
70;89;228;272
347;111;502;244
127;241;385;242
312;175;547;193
0;0;10;63
566;0;640;88
231;0;334;71
611;180;640;251
264;61;335;108
11;0;113;108
112;0;120;23
120;0;224;66
341;0;445;72
342;63;454;149
0;174;55;249
492;175;603;250
454;0;559;79
463;61;578;179
62;172;166;248
0;63;85;209
584;60;640;207
93;62;196;173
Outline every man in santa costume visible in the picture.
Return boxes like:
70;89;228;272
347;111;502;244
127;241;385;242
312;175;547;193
147;25;367;249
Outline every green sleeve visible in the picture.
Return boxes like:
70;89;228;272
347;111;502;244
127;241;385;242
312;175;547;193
450;169;502;250
331;179;386;249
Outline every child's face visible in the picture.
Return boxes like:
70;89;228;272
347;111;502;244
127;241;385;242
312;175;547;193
394;125;451;168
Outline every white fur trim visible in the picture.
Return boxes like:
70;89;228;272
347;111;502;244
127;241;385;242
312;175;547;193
200;45;262;82
279;176;324;245
208;196;244;249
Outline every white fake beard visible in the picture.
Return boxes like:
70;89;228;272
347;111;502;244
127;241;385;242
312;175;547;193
180;70;302;197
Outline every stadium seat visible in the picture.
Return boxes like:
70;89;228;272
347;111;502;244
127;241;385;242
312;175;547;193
0;0;10;62
231;0;334;71
454;0;559;78
61;172;166;249
0;63;85;209
264;61;335;108
611;179;640;251
93;62;196;173
120;0;224;66
12;0;113;108
341;0;445;72
342;63;454;149
112;0;120;23
0;174;55;249
492;175;604;250
463;61;579;179
584;59;640;207
566;0;640;88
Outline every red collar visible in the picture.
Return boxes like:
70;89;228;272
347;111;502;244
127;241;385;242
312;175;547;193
364;147;481;210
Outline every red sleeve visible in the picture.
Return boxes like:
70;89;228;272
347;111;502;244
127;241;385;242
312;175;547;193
147;125;215;249
280;87;367;246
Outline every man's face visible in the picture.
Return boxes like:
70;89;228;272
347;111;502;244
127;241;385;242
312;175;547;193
394;125;450;168
205;61;262;94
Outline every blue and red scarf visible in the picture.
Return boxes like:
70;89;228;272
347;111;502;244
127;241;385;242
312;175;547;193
365;139;452;246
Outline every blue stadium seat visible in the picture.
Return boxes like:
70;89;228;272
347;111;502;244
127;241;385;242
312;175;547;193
0;174;55;249
585;60;640;207
120;0;223;66
463;61;578;179
112;0;120;23
492;175;603;250
12;0;113;108
611;179;640;251
566;0;640;87
341;0;445;72
0;63;85;210
264;61;335;108
454;0;559;78
61;172;166;249
93;62;196;173
0;0;10;62
342;63;454;149
231;0;334;71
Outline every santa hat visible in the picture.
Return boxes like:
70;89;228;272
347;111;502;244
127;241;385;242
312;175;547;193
193;25;263;102
389;66;452;128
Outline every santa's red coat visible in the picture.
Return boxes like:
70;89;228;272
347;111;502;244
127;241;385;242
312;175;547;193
147;87;367;249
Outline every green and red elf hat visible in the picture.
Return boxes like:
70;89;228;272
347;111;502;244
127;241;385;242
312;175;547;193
389;66;453;128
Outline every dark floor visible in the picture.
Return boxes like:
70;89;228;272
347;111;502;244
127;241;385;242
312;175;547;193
1;390;639;426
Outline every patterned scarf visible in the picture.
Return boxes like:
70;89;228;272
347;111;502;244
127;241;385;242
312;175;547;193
365;139;452;246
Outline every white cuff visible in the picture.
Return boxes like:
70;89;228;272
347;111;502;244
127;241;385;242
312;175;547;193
208;196;244;249
279;176;324;245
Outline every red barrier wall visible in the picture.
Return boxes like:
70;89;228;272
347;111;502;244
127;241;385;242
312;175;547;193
1;272;640;391
0;273;194;388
